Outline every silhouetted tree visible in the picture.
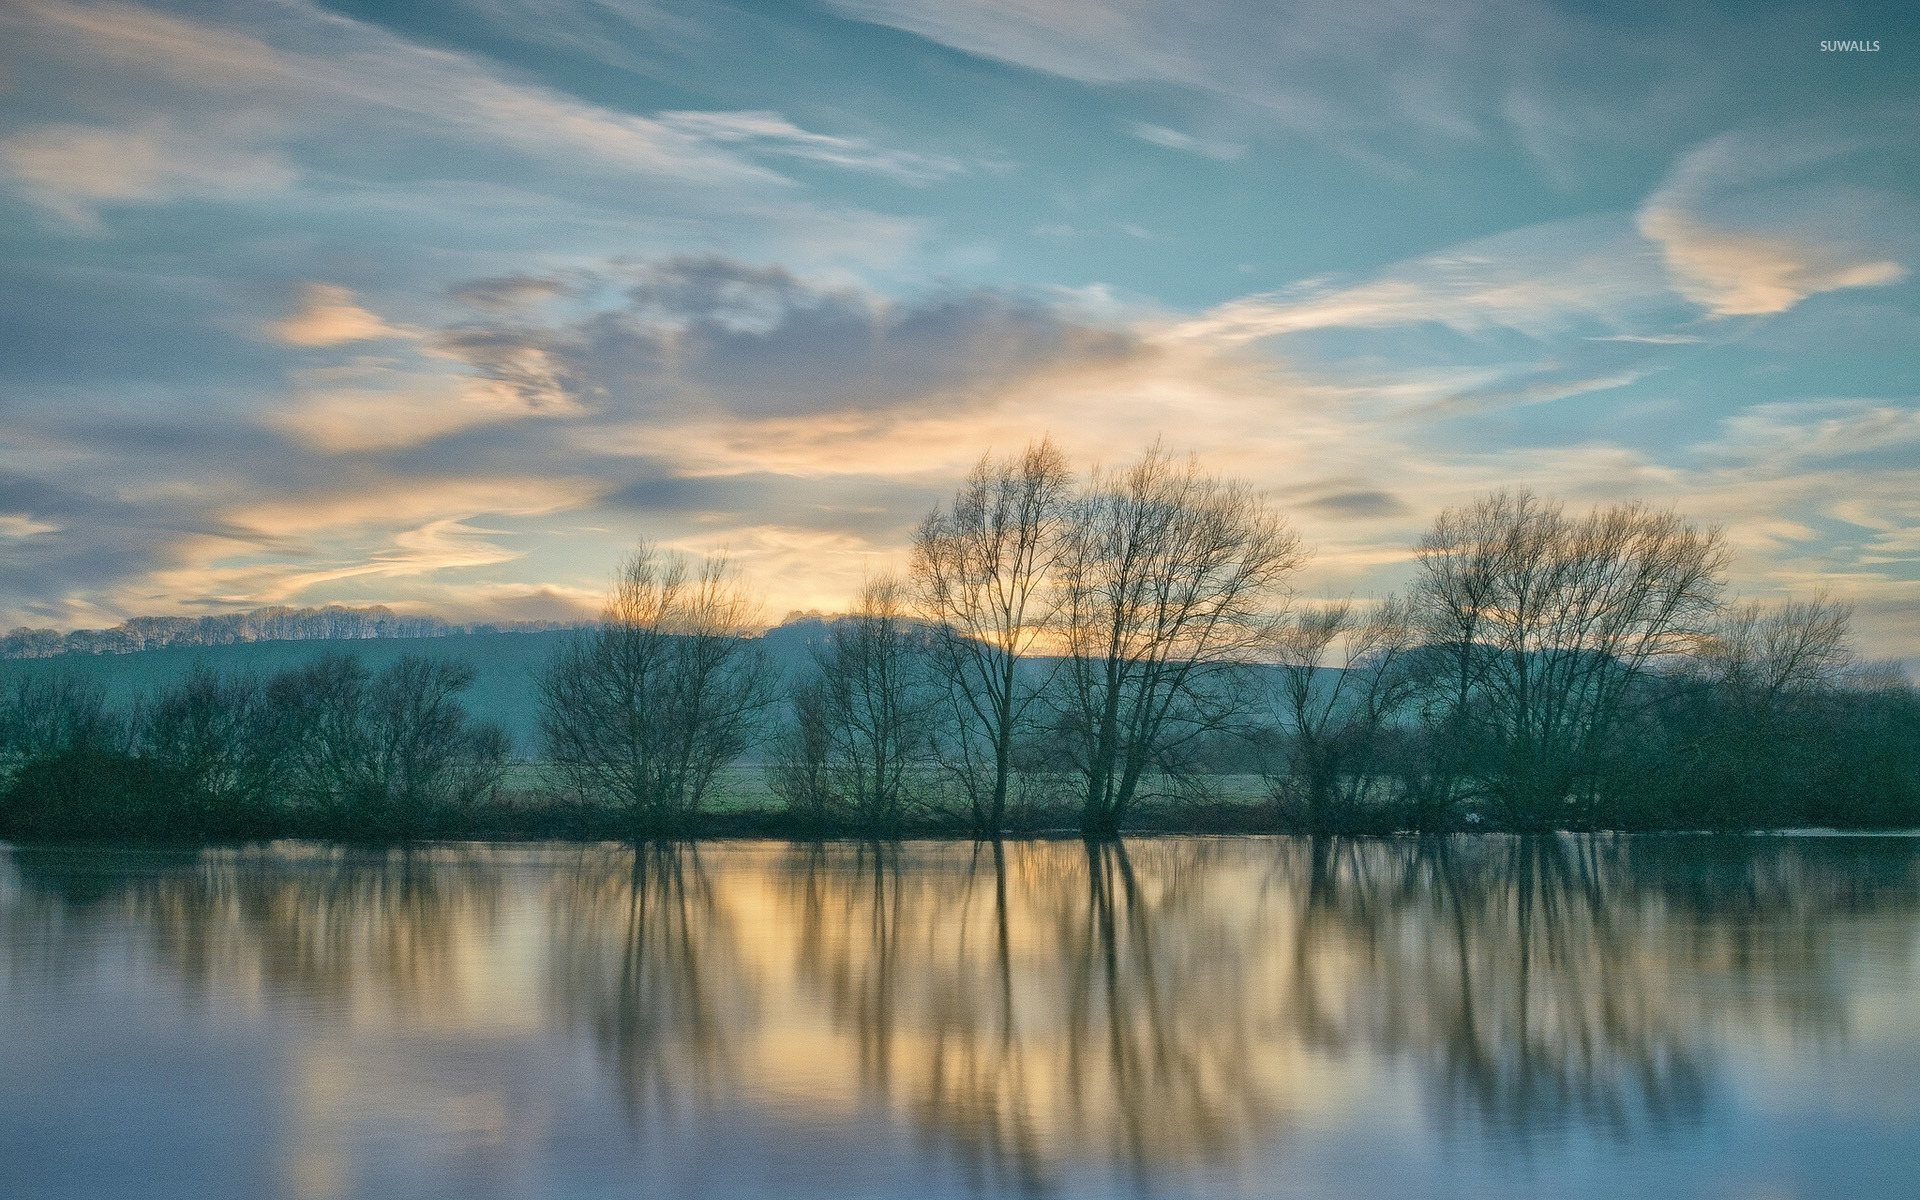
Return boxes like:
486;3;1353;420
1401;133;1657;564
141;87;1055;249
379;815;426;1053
540;544;776;834
1054;445;1304;835
913;437;1072;835
0;674;151;839
767;675;835;823
364;657;509;828
1631;597;1872;827
264;652;506;836
0;674;121;789
1266;596;1417;832
774;577;934;831
138;665;279;835
1412;489;1726;828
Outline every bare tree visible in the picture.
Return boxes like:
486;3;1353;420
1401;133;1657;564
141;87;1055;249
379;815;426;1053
1412;489;1727;827
139;665;278;826
265;653;376;816
364;656;509;824
1403;494;1511;823
1054;445;1305;836
1701;596;1854;702
1640;595;1858;827
1267;596;1418;832
260;652;506;834
912;437;1073;834
0;674;120;789
780;576;935;831
767;677;835;823
540;545;776;833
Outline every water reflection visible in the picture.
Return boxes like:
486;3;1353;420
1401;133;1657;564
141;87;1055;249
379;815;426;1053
4;835;1918;1197
6;843;504;1021
546;843;757;1119
1291;837;1711;1139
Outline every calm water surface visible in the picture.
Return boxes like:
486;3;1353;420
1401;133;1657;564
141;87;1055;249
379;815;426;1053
3;836;1918;1198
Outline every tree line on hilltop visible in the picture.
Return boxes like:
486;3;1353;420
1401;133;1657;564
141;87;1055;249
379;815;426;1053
0;604;577;660
3;439;1916;841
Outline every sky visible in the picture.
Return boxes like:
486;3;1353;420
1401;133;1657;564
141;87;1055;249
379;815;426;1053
0;0;1915;657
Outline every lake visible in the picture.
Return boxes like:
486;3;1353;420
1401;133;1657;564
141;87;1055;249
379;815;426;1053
3;836;1918;1198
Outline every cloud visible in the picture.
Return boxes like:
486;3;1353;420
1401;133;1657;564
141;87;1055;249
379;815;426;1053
449;275;571;312
1418;367;1653;417
0;118;296;225
271;362;547;452
822;0;1722;176
656;111;964;183
1586;333;1703;344
1701;399;1920;471
0;0;958;242
1128;122;1243;161
1639;209;1905;317
0;253;1156;626
0;513;62;538
0;468;245;627
139;473;602;609
432;256;1139;420
1;246;1707;626
1297;489;1409;520
1166;215;1677;343
272;285;415;347
1637;132;1909;317
452;0;703;75
241;518;527;600
824;0;1511;142
4;0;775;190
0;0;952;308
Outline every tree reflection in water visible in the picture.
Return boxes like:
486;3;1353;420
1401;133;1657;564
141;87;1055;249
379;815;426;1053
545;841;755;1121
5;835;1917;1191
5;843;502;1018
1289;835;1706;1139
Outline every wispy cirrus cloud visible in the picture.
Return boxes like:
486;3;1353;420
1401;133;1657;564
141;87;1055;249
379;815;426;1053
826;0;1516;142
270;361;550;453
1586;333;1703;344
1165;215;1677;344
1;0;766;190
822;0;1739;180
0;0;962;230
657;110;965;183
1128;122;1243;162
1637;130;1909;317
0;117;296;226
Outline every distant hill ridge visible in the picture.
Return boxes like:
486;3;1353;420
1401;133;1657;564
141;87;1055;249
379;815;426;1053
2;605;583;659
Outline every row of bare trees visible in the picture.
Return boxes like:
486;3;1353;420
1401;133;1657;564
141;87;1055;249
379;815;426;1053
1266;491;1900;832
536;438;1915;838
913;440;1306;834
539;441;1308;836
6;441;1911;841
0;655;507;839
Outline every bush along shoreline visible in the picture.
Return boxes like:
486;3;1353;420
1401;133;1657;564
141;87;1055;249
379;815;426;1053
4;442;1917;844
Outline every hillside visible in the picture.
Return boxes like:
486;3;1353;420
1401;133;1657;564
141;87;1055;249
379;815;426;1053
0;619;852;756
0;631;576;753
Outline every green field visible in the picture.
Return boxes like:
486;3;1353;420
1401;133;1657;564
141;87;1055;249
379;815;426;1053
503;761;1271;820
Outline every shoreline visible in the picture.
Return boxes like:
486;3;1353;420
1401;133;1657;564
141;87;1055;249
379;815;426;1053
9;822;1920;851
